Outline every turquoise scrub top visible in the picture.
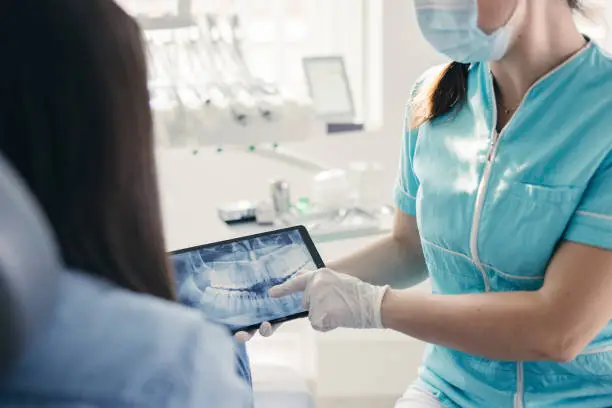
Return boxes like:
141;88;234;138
394;41;612;408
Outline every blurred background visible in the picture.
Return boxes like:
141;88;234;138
115;1;612;407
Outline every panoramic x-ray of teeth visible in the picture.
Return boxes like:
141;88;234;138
172;230;316;331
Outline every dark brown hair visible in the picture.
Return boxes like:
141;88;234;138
0;0;175;300
412;0;584;128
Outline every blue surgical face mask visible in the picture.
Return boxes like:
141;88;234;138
414;0;518;63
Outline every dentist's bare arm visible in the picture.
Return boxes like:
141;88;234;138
327;209;428;289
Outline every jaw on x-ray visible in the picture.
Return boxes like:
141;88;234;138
171;230;315;331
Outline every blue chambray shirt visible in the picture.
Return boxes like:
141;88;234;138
0;270;251;407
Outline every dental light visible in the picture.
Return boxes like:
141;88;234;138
139;1;325;148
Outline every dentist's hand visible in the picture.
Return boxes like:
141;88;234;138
269;268;390;332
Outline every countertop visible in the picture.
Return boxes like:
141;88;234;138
157;144;399;251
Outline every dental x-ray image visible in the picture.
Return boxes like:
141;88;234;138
171;229;316;332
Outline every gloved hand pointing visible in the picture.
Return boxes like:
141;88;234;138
269;268;390;332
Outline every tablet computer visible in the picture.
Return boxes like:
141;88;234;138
169;226;324;334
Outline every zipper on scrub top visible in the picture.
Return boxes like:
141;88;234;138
469;70;505;294
469;128;500;293
486;131;499;162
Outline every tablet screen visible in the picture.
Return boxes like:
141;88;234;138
171;227;320;333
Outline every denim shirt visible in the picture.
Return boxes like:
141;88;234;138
0;270;251;407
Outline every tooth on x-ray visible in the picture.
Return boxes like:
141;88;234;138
172;230;315;331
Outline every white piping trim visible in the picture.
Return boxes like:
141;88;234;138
490;266;544;281
422;239;473;263
469;130;498;293
514;362;524;408
421;239;545;280
396;182;417;200
580;345;612;356
576;210;612;221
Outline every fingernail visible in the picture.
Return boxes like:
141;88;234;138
261;322;273;337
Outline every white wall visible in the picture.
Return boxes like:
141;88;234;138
158;0;444;245
282;0;443;186
158;0;444;261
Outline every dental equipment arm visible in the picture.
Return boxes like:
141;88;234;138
327;209;428;289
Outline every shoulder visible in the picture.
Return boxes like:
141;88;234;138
5;271;250;408
590;42;612;71
565;44;612;154
578;44;612;95
554;43;612;102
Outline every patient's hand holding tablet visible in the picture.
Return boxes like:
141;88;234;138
170;226;323;334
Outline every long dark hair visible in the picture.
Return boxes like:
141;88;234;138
0;0;175;300
412;0;584;128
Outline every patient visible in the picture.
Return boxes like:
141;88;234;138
0;0;251;406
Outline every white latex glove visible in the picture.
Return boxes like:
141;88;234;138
269;268;390;332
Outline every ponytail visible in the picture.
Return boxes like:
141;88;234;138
411;62;469;129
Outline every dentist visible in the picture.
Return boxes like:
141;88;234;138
257;0;612;407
